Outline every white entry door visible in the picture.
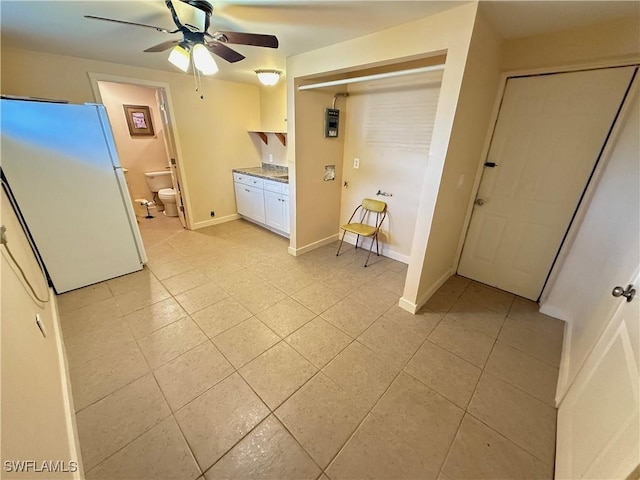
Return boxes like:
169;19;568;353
457;67;636;300
555;270;639;479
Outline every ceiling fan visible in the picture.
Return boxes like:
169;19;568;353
85;0;279;75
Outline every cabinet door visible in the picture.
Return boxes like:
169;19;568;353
282;195;290;235
264;190;285;231
234;182;252;217
248;185;266;224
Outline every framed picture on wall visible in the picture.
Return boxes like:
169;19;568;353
123;104;155;137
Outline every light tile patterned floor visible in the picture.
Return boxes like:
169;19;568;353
58;214;565;479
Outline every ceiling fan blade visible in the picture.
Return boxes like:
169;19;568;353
84;15;179;34
207;31;279;49
205;42;245;63
144;40;180;53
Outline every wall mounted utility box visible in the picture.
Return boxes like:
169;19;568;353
324;108;340;138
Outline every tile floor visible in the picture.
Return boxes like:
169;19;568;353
58;214;565;480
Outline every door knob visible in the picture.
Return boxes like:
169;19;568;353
474;198;485;206
612;284;636;302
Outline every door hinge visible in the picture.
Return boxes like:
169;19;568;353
179;205;184;212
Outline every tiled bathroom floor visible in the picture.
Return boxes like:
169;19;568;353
57;214;565;480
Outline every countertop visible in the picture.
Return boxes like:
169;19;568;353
233;165;289;184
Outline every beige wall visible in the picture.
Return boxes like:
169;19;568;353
340;72;443;261
259;81;287;132
293;86;346;249
287;2;479;278
247;82;288;168
98;81;169;203
1;191;82;478
410;9;503;308
0;47;262;228
502;16;640;72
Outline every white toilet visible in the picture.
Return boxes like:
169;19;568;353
144;171;179;217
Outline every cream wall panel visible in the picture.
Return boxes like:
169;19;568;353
502;17;640;72
413;9;503;308
340;72;443;260
0;47;262;227
259;81;287;132
1;190;82;478
293;86;346;248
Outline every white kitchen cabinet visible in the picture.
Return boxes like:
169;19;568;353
233;182;265;224
233;173;289;237
264;190;288;233
264;179;290;236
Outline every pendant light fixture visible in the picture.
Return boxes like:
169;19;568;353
255;70;282;86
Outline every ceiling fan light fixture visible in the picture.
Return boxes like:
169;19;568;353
192;43;218;75
256;69;281;86
168;44;190;72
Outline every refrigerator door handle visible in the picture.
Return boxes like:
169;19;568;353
112;167;148;265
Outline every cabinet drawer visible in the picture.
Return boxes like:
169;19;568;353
233;172;264;188
248;176;264;189
233;172;253;186
264;179;285;194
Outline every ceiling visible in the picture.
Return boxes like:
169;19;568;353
0;1;637;85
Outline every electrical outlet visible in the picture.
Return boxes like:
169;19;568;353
353;158;360;169
268;154;274;163
210;211;215;217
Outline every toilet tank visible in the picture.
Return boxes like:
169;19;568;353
144;171;173;192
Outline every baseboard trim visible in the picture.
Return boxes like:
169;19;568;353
341;235;409;264
539;303;569;322
418;268;453;309
554;321;572;407
192;214;241;229
53;291;85;479
400;268;453;314
398;296;419;314
288;234;339;257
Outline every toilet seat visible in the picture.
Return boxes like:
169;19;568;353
158;188;176;198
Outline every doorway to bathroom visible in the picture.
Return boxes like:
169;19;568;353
89;74;189;230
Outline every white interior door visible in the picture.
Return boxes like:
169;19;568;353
457;67;636;300
156;88;187;228
555;270;639;479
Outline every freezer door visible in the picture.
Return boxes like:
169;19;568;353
1;100;144;293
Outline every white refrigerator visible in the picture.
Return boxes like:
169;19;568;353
1;99;147;293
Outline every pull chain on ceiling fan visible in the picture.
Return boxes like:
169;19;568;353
85;0;279;76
